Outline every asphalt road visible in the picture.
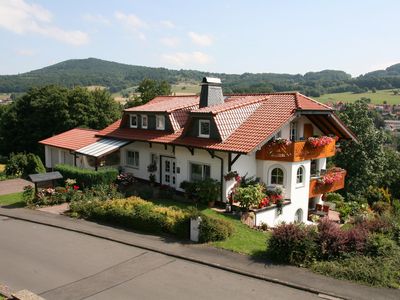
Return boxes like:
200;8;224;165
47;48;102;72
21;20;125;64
0;217;320;300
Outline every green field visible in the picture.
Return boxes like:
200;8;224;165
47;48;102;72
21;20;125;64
316;89;400;105
171;83;200;95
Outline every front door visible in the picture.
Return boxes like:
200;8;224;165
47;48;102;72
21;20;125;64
161;157;176;187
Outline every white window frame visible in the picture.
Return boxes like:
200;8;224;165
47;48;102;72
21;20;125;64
141;115;148;129
126;150;139;168
268;165;285;186
130;114;138;128
199;120;211;138
156;115;165;130
296;165;305;187
189;162;211;181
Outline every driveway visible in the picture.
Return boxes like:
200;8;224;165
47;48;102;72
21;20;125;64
0;178;33;195
0;217;319;300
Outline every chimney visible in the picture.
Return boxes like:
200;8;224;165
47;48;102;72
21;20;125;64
199;77;224;108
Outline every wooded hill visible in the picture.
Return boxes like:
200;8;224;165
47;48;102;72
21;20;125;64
1;57;400;96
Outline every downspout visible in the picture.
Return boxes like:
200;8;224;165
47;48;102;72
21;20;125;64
210;152;224;203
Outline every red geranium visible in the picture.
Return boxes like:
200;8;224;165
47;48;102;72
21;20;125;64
307;136;334;148
258;197;270;208
73;185;79;191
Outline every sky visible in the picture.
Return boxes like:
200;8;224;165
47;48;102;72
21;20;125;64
1;0;400;76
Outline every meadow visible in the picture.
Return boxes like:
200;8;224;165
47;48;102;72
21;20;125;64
315;89;400;105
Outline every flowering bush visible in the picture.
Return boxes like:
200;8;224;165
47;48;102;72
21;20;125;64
117;173;135;185
306;136;334;148
235;184;265;211
258;197;270;208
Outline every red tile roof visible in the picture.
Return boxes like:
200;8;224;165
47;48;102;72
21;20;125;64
39;128;100;151
124;95;199;113
97;92;335;153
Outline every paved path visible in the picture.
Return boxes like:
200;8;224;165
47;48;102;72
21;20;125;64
0;207;399;300
0;217;319;300
0;178;32;195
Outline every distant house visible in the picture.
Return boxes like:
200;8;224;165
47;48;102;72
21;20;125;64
40;77;356;227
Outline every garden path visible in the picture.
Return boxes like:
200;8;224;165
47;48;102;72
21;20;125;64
0;178;32;195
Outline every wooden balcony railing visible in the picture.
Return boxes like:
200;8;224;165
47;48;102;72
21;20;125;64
309;169;346;198
256;139;336;162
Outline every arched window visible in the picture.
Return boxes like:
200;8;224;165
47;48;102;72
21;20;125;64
270;167;284;185
296;166;305;184
294;209;303;223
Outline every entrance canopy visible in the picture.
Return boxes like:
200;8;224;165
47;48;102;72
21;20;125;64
76;138;129;158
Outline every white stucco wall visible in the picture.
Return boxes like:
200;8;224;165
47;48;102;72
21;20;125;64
279;116;323;140
44;146;90;169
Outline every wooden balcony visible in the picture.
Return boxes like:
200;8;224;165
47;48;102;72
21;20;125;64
309;169;346;198
256;139;336;162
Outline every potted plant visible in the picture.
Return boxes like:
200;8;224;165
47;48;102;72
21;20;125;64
196;178;220;207
147;162;157;186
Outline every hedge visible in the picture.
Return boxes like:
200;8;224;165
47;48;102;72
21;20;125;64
69;196;233;242
55;164;118;188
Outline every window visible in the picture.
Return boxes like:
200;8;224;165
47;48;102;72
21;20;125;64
290;122;297;141
190;163;211;181
130;114;138;128
150;153;157;164
199;120;211;138
310;160;319;177
141;115;148;129
296;166;305;184
156;115;165;130
270;167;284;185
126;151;139;168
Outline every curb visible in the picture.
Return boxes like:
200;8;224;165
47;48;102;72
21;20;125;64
0;212;346;299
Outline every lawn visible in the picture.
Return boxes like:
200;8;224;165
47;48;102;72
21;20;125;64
0;192;25;207
316;89;400;105
152;198;269;257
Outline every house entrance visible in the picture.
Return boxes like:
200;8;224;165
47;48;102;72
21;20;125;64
161;157;176;187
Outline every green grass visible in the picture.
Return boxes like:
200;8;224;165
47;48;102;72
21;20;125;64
0;192;25;207
316;89;400;105
152;198;269;256
171;83;200;95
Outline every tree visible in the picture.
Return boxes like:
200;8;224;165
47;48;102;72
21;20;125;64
0;85;121;156
381;148;400;199
135;78;171;105
333;99;386;196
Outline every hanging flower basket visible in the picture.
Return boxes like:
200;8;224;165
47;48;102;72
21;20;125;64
317;172;342;185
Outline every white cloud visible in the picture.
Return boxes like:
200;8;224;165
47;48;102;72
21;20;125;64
162;51;212;67
83;13;110;25
160;37;180;47
188;31;213;46
16;48;35;56
160;20;175;29
114;11;147;30
114;11;147;40
0;0;89;46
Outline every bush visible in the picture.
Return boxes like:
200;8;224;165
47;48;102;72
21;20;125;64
70;197;190;238
55;164;118;188
196;179;220;205
325;192;344;204
311;254;400;288
366;233;399;257
234;184;264;211
84;184;123;201
267;223;318;265
158;185;175;200
22;185;34;203
371;201;391;215
5;153;45;178
317;218;349;259
363;186;391;206
199;215;234;242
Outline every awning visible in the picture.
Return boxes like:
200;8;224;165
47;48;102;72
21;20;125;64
29;171;63;183
76;138;130;158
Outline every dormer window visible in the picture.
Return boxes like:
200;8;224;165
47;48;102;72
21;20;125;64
156;115;165;130
130;114;138;128
199;120;210;138
141;115;148;129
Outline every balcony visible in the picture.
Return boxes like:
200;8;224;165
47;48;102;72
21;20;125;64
309;168;346;198
256;138;336;162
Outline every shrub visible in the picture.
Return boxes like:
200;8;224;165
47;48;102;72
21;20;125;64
363;186;391;207
267;223;318;265
199;215;234;242
371;201;391;215
158;185;175;200
5;153;45;178
366;233;399;257
55;164;118;188
235;184;264;211
22;185;34;203
137;185;154;199
325;192;344;204
84;183;123;201
196;178;220;205
317;218;349;259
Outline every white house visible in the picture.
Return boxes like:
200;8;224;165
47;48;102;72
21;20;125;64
40;77;356;227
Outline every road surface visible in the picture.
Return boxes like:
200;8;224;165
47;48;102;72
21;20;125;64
0;216;320;300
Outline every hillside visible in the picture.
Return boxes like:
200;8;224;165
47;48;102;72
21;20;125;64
1;58;400;96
